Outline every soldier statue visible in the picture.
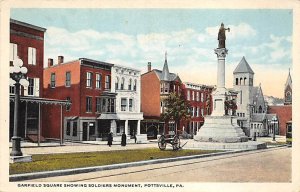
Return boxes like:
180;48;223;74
218;23;230;48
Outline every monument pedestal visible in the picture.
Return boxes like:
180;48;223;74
194;116;248;143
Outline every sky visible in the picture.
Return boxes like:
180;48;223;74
11;9;293;98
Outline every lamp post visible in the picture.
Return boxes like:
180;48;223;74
9;57;29;156
272;116;277;142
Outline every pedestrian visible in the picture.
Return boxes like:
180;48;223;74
107;132;113;147
121;132;126;146
134;132;137;144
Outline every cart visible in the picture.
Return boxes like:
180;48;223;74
157;134;181;150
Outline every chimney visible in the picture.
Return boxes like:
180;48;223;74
147;62;151;72
48;58;53;67
58;56;64;65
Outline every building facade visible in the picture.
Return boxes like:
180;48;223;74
232;57;268;137
141;54;182;138
181;82;213;137
43;57;115;141
111;65;145;142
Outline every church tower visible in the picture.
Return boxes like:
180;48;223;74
233;56;254;119
284;69;292;105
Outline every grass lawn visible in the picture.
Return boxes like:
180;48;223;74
10;148;220;175
266;141;287;146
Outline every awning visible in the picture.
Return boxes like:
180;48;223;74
97;113;119;120
66;116;78;120
10;95;71;106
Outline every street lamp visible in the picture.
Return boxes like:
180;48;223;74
9;57;29;156
272;116;277;142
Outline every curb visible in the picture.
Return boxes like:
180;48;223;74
9;145;288;181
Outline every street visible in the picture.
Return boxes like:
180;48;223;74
27;147;291;182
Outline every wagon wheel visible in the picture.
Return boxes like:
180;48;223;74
172;135;180;150
158;135;166;150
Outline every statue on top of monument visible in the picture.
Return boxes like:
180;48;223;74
218;23;230;48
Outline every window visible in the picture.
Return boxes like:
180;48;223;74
86;72;92;88
89;122;95;136
65;72;71;87
128;79;132;90
10;43;18;62
96;97;101;112
66;121;71;136
164;83;169;93
194;107;197;117
105;75;111;89
187;90;190;100
201;108;204;116
191;107;194;117
235;78;238;85
10;86;15;94
121;78;125;90
244;77;247;85
86;97;92;112
51;73;56;88
28;47;36;65
115;77;119;90
286;91;292;102
129;99;133;111
100;98;115;113
73;122;78;136
160;83;164;93
66;97;71;111
192;91;195;101
28;78;34;96
200;92;204;102
196;92;199;101
121;98;127;111
133;79;137;91
96;73;101;89
249;78;253;86
196;107;199;117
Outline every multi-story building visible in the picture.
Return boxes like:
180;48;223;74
267;69;292;136
181;82;213;137
232;57;268;137
111;64;145;142
141;54;182;138
9;19;68;144
43;57;115;141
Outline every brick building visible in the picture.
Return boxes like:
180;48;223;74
9;19;68;144
267;69;292;136
141;54;182;138
181;82;214;137
43;57;115;141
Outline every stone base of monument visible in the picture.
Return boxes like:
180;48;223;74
194;115;248;143
186;141;267;150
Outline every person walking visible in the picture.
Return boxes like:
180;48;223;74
134;132;137;144
121;132;126;146
107;132;113;147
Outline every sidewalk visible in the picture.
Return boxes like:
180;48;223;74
9;136;286;155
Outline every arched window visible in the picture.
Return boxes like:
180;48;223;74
235;78;238;85
244;77;247;85
240;78;242;85
128;78;132;90
133;79;137;91
286;91;292;102
121;77;125;90
258;105;262;113
115;77;119;90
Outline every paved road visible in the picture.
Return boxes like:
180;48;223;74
28;147;291;182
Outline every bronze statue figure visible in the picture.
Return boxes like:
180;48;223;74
218;23;230;48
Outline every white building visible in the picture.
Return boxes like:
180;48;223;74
111;65;146;142
232;57;268;137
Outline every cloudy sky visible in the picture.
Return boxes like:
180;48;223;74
11;9;292;98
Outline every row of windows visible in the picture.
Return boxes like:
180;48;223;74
50;72;111;90
189;107;208;117
235;77;253;86
187;90;208;102
10;43;37;65
115;77;137;91
83;97;135;113
160;83;180;94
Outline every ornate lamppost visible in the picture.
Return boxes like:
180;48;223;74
9;57;29;156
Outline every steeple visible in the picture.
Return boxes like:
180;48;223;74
162;51;170;81
285;68;292;89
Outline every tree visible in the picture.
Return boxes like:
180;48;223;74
160;91;191;135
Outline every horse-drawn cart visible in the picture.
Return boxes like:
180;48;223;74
157;134;181;150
